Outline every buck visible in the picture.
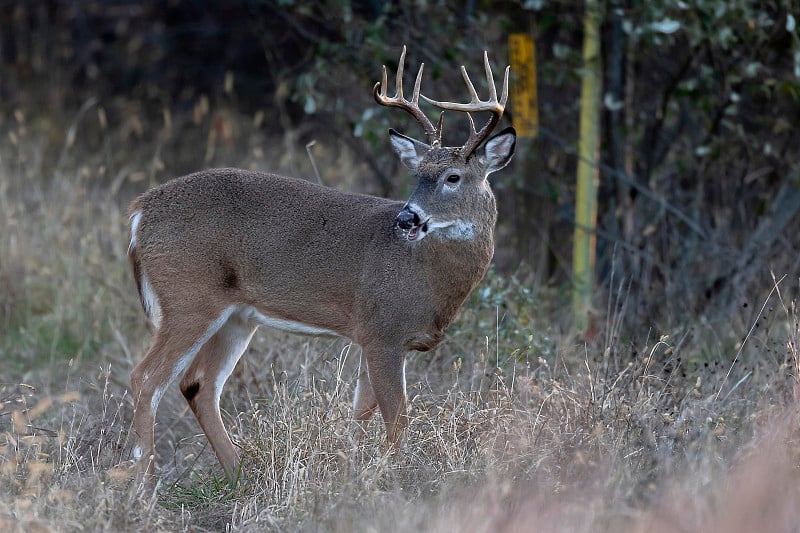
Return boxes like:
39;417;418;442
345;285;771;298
127;46;516;483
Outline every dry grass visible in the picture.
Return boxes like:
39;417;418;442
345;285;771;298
3;327;800;532
2;102;800;532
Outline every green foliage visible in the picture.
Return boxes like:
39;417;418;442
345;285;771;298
160;474;237;510
2;314;85;373
448;267;557;371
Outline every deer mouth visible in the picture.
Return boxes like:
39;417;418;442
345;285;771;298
403;220;429;241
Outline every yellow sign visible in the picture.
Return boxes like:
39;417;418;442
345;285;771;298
508;34;538;138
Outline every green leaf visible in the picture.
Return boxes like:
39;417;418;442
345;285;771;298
651;19;681;34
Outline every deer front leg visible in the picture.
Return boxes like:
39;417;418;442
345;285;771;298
353;352;378;421
352;352;379;440
362;346;408;446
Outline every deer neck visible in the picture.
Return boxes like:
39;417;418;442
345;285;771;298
418;205;496;330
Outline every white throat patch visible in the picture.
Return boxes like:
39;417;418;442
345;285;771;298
428;219;476;241
402;203;476;242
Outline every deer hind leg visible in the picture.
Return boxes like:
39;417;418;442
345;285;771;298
363;346;409;445
130;305;236;480
179;311;256;482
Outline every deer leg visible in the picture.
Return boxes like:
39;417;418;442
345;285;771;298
130;306;235;481
353;352;378;421
364;348;409;445
179;312;256;482
352;352;379;440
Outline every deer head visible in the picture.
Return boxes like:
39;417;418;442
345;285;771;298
374;46;516;242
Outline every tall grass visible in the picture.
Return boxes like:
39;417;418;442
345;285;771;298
2;318;799;531
2;99;800;531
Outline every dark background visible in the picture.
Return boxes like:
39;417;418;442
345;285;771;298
1;0;798;336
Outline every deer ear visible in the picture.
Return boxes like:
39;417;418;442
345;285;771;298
480;127;516;178
389;129;429;171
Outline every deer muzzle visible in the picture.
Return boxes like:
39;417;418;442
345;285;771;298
395;207;429;241
396;208;420;231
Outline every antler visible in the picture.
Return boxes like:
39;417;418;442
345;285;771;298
374;46;444;147
421;51;510;157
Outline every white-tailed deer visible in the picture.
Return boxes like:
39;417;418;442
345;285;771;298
127;46;515;483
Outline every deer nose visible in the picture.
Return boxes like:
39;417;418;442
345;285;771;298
396;208;420;230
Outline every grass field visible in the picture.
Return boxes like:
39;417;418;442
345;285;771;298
2;104;800;532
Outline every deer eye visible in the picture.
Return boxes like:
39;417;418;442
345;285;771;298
445;174;461;184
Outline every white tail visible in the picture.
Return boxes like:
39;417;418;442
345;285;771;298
127;46;516;483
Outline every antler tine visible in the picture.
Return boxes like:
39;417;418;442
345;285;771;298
412;60;424;105
484;51;496;102
373;45;441;145
435;111;444;138
379;65;388;99
460;65;480;104
420;51;510;157
395;46;406;99
499;64;510;108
